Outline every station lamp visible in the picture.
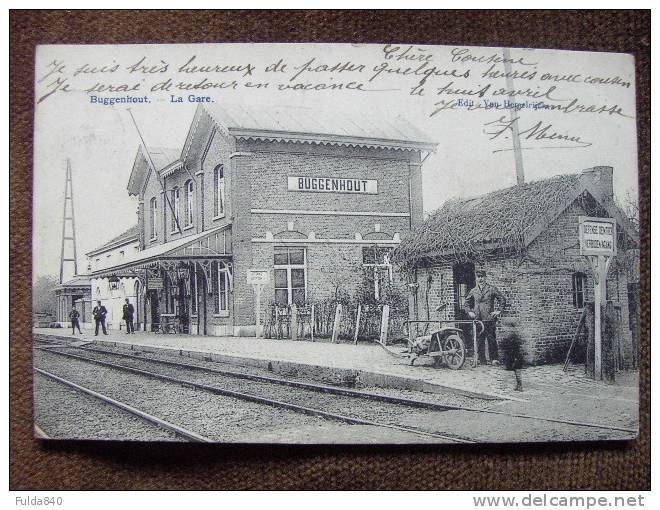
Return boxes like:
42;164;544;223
108;274;120;291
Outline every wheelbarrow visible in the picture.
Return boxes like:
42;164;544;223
402;320;485;370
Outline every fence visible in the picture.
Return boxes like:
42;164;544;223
263;299;408;344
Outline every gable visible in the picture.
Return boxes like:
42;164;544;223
127;145;181;196
142;157;163;201
523;182;639;250
526;200;590;257
127;147;149;196
181;105;228;170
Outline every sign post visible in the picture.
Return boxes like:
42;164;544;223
247;269;270;338
379;304;390;346
578;216;617;380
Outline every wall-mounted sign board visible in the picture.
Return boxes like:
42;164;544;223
287;176;378;194
147;277;164;290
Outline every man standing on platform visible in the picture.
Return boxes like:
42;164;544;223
464;270;506;364
93;300;108;336
69;305;82;335
122;298;135;334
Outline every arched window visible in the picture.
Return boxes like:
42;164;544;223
213;164;225;218
149;197;158;239
213;261;230;314
171;186;180;232
185;180;194;227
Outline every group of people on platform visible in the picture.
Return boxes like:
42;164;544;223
68;298;135;336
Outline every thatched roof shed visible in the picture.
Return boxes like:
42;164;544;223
393;167;638;270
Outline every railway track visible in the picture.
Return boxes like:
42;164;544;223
34;347;475;443
35;368;213;442
36;343;468;411
35;343;638;436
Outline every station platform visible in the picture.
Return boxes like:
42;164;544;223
32;328;639;409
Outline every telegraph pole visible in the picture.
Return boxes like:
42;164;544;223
503;48;525;185
59;158;79;283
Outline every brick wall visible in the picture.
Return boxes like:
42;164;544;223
159;169;197;242
228;150;256;331
248;242;409;334
525;201;631;363
414;200;633;365
143;117;235;245
229;139;421;331
237;140;414;221
408;152;424;228
251;214;409;240
200;127;235;230
142;166;163;247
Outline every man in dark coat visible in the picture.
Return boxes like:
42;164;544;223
69;305;82;335
464;269;506;364
92;300;108;336
122;298;135;334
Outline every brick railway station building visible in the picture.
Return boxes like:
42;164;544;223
87;103;436;336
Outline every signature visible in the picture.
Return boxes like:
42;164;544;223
483;115;593;150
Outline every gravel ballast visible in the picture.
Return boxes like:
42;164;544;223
42;346;479;440
33;344;633;443
34;349;384;443
33;373;179;441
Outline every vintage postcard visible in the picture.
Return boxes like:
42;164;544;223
32;43;639;443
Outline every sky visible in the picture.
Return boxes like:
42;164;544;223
33;43;639;281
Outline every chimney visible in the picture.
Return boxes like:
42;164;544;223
582;166;614;204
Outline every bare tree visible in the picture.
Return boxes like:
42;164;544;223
32;275;59;317
620;189;640;231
